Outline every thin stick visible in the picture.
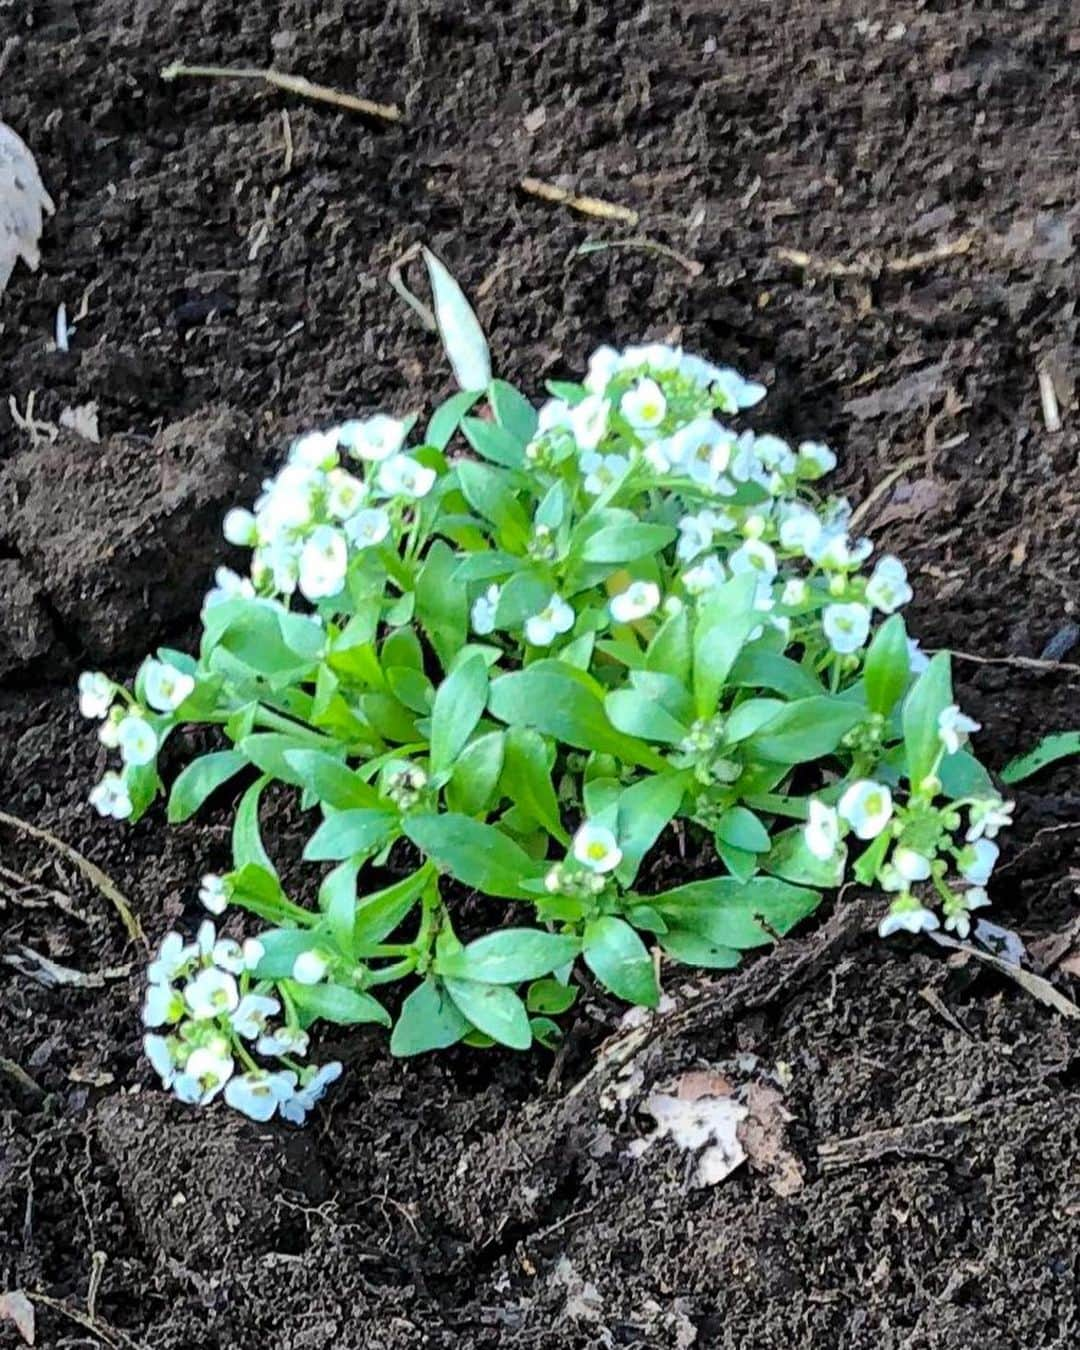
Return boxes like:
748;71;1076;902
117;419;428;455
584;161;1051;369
387;242;437;332
777;234;973;281
847;454;924;531
1038;367;1062;433
572;236;704;277
0;809;144;945
949;650;1080;676
160;62;403;123
520;176;639;225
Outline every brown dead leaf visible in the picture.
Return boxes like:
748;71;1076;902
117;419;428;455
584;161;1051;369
844;361;947;420
0;1289;35;1345
738;1082;806;1197
0;122;54;296
1028;914;1080;974
676;1070;734;1101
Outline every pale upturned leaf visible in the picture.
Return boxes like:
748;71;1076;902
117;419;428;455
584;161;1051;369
422;247;492;391
0;122;55;295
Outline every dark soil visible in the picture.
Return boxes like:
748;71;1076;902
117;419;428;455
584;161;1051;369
2;1;1080;1346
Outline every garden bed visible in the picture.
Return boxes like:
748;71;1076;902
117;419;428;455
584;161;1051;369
2;1;1079;1346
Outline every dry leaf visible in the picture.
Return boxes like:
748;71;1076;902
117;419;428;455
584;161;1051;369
738;1082;806;1197
59;402;100;443
0;1289;35;1345
0;122;55;295
632;1073;748;1187
844;361;947;420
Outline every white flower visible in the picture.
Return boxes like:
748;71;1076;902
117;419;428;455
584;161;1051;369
144;1033;177;1086
625;342;681;373
141;983;183;1028
78;671;114;720
231;993;281;1040
339;414;408;462
173;1044;234;1105
610;580;661;624
298;526;348;601
89;772;132;820
143;659;195;713
620;378;667;432
730;539;778;579
196;919;218;959
148;932;195;985
344;506;391;550
204;565;256;611
907;638;931;674
572;822;622;874
682;555;726;595
959;838;999;886
537;398;574;434
812;531;873;570
892;847;932;883
667;418;733;486
292;950;329;985
243;938;265;971
223;507;258;547
676;511;724;562
778;505;823;554
823;602;871;654
797;441;837;478
225;1069;297;1122
943;887;990;938
878;897;940;939
938;704;981;756
278;1062;343;1125
753;435;797;477
570;395;610;451
289;429;340;471
257;1026;310;1058
709;366;767;409
866;556;913;613
116;715;157;768
198;874;229;916
966;798;1014;842
256;464;320;533
377;454;436;499
584;345;621;394
471;584;501;636
212;938;247;975
184;967;240;1019
838;780;893;840
524;594;575;647
581;451;629;495
326;469;367;520
781;577;809;607
99;717;121;750
805;800;841;861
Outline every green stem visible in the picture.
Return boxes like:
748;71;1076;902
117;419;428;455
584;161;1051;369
365;956;417;986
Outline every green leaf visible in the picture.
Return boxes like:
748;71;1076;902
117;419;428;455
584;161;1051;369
729;649;823;700
283;750;382;810
430;654;489;778
579;522;677;564
303;808;400;862
227;863;311;925
716;842;759;883
438;929;580;984
645;606;692;684
853;830;891;886
403;812;546;899
500;727;568;843
353;869;431;951
391;979;471;1056
615;772;689;886
715;806;771;854
318;859;360;958
939;749;997;798
902;651;953;787
693;573;758;717
237;733;326;787
253;928;322;979
232;776;276;875
864;614;911;717
762;824;846;888
456;460;530;547
203;599;323;683
288;981;391;1027
724;698;787;744
489;379;538;443
530;1017;564;1050
443;977;532;1048
461;416;527;469
167;750;248;824
605;689;689;744
416;540;469;669
653;875;821;949
493;569;554;629
1001;731;1080;785
489;665;669;771
422;247;492;390
427;390;482;450
657;928;741;969
446;730;505;815
526;978;578;1015
583;917;658;1007
747;697;865;764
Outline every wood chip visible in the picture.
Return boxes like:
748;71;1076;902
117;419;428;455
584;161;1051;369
738;1081;805;1197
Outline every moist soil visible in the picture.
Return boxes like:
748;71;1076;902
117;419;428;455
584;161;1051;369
2;1;1080;1346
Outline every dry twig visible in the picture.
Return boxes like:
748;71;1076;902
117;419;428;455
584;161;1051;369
777;234;974;281
847;454;924;532
572;236;703;277
520;176;639;225
160;62;403;123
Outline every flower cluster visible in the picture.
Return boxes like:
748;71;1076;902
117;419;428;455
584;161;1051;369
141;917;341;1123
79;309;1011;1125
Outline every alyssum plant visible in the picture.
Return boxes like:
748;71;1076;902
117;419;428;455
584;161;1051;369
79;253;1012;1124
